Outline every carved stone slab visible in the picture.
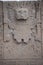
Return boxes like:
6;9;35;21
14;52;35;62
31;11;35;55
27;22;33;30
3;2;42;59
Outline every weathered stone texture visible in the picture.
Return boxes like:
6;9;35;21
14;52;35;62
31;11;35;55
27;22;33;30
0;1;43;65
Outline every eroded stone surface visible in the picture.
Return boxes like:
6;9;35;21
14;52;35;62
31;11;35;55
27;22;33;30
0;1;43;65
3;1;42;59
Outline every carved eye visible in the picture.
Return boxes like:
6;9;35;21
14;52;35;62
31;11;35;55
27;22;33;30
18;11;21;13
24;11;26;13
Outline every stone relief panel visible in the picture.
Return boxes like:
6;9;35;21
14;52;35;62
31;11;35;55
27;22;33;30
3;2;42;59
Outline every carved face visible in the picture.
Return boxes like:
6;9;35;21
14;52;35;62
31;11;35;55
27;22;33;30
15;8;28;20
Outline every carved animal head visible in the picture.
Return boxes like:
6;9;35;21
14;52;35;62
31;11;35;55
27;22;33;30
15;8;28;20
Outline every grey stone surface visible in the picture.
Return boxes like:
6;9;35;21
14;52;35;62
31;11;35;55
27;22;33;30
0;1;43;65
